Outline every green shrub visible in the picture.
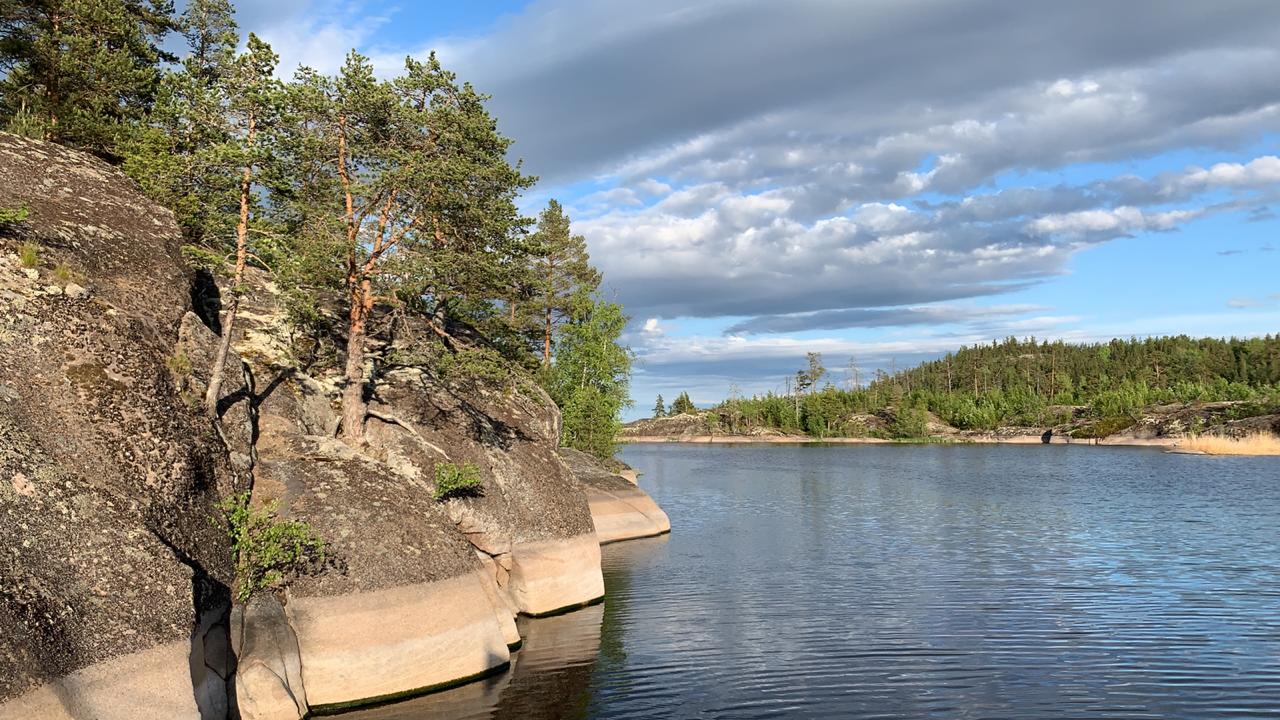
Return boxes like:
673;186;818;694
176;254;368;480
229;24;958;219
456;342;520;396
890;404;929;438
436;345;513;388
0;206;29;225
216;493;326;602
180;244;225;272
1071;415;1135;439
52;262;84;284
16;242;39;268
165;351;193;378
433;461;483;500
4;108;45;139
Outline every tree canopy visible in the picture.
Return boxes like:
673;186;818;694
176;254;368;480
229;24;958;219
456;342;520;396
1;0;177;158
0;0;634;454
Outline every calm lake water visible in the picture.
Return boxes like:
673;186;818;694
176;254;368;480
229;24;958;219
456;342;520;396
346;443;1280;719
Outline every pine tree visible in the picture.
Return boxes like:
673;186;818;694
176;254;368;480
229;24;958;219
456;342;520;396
528;199;599;366
0;0;178;158
122;0;282;419
200;34;282;417
180;0;236;84
653;394;665;418
671;391;696;415
279;52;532;442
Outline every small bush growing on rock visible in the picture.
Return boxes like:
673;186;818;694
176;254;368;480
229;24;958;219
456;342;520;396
4;108;45;139
0;206;29;225
433;462;483;500
166;351;192;376
1071;415;1134;439
436;345;514;389
216;493;326;602
16;241;40;268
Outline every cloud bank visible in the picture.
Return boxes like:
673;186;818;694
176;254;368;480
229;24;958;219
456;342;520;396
238;0;1280;403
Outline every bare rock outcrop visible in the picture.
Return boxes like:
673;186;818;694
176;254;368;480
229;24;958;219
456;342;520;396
559;447;670;544
0;131;665;720
173;255;606;711
0;132;235;719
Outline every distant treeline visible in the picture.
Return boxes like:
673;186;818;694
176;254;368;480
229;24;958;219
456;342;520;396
677;336;1280;438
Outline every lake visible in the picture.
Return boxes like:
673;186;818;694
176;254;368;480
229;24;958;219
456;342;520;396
343;443;1280;719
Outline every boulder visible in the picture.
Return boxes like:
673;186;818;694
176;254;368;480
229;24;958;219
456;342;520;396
361;363;604;617
232;596;306;720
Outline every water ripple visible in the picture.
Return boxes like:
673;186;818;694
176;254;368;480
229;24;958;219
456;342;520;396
340;444;1280;719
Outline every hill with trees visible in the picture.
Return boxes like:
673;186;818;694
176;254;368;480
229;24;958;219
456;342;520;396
639;336;1280;441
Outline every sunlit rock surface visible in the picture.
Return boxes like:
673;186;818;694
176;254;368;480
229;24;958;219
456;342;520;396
0;132;234;720
560;447;671;544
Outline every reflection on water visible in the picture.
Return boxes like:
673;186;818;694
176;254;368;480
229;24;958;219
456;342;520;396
340;603;605;720
339;444;1280;719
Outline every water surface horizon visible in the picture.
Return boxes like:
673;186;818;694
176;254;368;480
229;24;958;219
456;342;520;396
344;443;1280;719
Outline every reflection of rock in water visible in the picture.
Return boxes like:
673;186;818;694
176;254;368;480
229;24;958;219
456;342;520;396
341;603;603;720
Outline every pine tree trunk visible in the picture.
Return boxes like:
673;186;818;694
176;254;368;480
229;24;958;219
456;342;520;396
204;296;240;418
544;308;552;366
204;115;255;419
340;294;368;442
335;119;369;443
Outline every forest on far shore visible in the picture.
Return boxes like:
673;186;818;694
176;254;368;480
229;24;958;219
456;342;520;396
652;335;1280;439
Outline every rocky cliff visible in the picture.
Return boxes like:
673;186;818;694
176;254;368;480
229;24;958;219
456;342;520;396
0;132;236;720
0;133;669;719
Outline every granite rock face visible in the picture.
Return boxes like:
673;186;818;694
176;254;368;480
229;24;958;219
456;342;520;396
0;132;235;719
0;133;667;719
176;245;607;709
559;448;670;544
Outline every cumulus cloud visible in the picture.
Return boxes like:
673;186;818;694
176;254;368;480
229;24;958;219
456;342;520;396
724;304;1047;335
578;154;1277;325
227;0;1280;403
1027;207;1201;239
1180;156;1280;190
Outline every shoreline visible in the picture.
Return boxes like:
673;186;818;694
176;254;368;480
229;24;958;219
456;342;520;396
618;434;1180;448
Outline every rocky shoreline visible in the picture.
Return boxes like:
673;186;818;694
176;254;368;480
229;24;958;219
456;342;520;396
0;133;670;720
622;402;1279;450
619;433;1179;447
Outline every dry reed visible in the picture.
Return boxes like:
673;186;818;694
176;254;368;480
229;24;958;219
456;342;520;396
1178;432;1280;456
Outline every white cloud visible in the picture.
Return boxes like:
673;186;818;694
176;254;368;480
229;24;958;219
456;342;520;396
1046;78;1100;98
227;0;1280;399
1226;296;1278;309
1181;156;1280;189
1027;206;1202;238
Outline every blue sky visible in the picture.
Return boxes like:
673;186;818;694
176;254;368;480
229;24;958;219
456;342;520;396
227;1;1280;418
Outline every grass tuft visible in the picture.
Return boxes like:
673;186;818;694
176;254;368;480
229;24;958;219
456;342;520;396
16;242;39;268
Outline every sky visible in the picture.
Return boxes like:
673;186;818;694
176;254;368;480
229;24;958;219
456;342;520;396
227;0;1280;419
